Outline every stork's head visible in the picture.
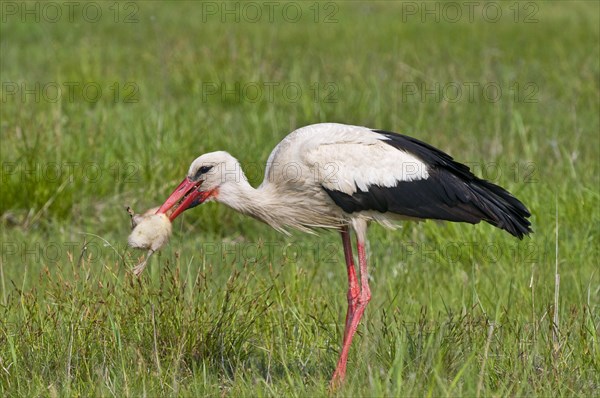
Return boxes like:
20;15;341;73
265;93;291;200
157;151;241;220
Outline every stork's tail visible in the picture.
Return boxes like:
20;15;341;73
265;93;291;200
465;178;532;239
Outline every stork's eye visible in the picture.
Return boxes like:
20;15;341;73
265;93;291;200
194;165;213;180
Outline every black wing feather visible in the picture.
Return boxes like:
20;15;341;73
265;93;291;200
323;130;532;239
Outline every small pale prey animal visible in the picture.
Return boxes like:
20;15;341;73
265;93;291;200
154;123;532;386
126;206;172;276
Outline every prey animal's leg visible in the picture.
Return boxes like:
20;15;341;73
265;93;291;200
132;249;154;276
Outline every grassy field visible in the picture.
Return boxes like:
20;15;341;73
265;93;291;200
1;1;599;396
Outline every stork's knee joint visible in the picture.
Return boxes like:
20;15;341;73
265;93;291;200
358;290;371;305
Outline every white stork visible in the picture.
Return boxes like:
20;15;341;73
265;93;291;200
155;123;532;386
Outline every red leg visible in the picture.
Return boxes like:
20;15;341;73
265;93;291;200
331;234;371;388
340;226;359;341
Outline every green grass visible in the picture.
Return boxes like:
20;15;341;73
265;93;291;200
1;1;598;396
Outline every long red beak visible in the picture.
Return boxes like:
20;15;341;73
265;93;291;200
156;177;210;221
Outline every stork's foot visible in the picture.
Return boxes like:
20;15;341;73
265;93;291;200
329;366;346;390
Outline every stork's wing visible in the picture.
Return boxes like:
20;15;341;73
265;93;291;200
304;134;430;195
308;129;532;239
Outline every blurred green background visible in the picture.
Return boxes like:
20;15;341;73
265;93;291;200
1;1;598;396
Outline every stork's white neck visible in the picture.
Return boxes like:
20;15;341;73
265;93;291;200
216;174;269;219
214;165;341;233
